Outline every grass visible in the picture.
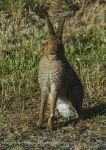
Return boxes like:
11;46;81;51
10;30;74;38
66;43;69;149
0;1;106;149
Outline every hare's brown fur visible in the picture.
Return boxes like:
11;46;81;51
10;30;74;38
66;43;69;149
37;16;84;129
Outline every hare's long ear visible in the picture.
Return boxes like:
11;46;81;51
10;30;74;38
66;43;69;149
56;17;66;41
46;16;55;35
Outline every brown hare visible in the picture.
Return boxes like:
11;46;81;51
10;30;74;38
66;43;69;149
37;15;84;129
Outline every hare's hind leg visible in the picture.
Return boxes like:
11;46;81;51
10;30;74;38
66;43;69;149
37;89;48;128
69;85;83;119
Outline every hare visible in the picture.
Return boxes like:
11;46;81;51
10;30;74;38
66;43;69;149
37;15;84;129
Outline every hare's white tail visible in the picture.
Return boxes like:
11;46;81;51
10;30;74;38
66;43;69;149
56;98;76;118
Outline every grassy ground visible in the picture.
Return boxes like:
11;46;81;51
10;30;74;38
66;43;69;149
0;1;106;150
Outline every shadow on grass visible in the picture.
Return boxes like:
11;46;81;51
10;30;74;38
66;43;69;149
82;102;106;119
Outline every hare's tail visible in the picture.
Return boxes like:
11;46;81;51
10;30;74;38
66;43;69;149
56;98;76;118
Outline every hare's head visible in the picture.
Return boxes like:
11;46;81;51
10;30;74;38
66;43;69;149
43;16;66;59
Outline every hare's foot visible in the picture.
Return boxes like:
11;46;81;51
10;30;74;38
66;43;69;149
75;109;82;120
47;117;54;129
36;120;44;129
55;110;61;120
70;111;80;125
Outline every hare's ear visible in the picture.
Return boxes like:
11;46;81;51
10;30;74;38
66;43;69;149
56;17;66;41
46;15;55;35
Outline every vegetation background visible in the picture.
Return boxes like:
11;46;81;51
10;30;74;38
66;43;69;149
0;0;106;149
